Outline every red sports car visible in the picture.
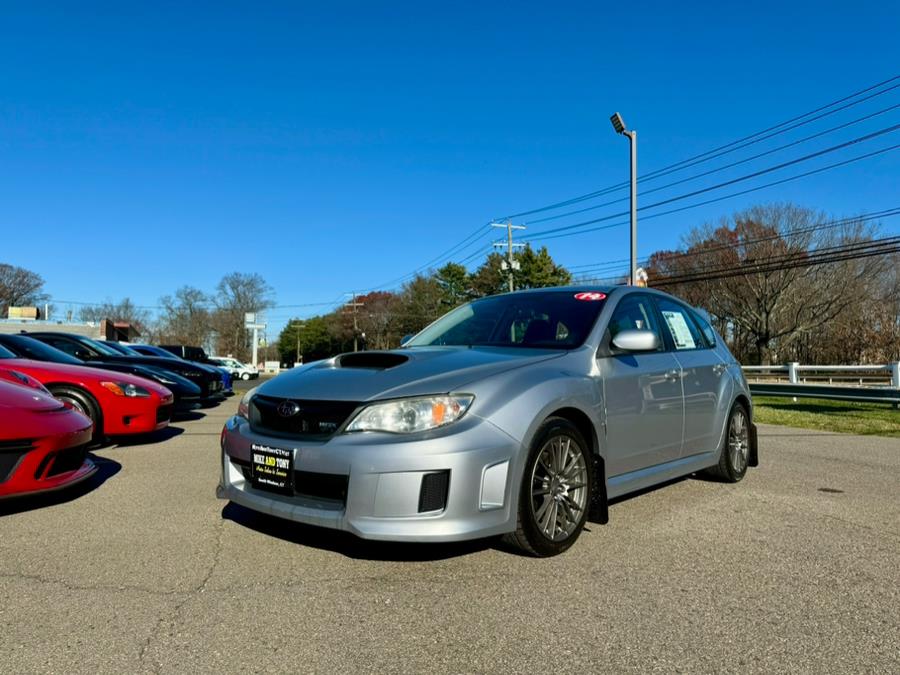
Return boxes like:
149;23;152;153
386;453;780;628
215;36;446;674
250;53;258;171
0;380;96;499
0;344;174;441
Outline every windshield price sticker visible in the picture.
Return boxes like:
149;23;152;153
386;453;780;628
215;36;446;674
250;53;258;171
250;443;294;494
574;292;606;302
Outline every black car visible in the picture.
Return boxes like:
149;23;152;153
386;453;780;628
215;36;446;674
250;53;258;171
0;333;203;414
103;342;233;396
25;332;225;401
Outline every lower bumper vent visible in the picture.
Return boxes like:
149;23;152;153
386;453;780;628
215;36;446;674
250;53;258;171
418;471;450;513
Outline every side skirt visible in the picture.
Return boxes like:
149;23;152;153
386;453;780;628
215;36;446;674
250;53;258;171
606;452;719;501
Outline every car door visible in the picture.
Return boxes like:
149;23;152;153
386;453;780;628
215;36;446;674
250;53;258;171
653;297;727;458
598;293;685;477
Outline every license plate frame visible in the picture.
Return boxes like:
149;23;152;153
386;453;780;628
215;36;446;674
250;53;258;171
250;443;294;495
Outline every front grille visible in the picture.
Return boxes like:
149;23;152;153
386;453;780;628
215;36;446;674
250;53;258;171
156;404;173;423
0;440;35;483
230;457;348;506
250;396;360;439
45;445;89;478
418;471;450;513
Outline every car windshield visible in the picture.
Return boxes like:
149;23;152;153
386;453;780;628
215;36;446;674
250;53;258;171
0;335;84;365
0;344;17;359
106;342;141;356
406;290;608;349
83;338;124;356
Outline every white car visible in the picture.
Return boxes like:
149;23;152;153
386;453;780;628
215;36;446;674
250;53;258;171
210;357;258;381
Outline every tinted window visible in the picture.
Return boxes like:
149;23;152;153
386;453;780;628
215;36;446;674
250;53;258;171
656;298;706;351
0;344;16;359
82;338;121;356
690;310;717;348
42;337;83;358
102;341;132;355
0;335;83;364
607;295;663;349
407;291;608;349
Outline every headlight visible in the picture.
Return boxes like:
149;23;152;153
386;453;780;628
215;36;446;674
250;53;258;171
237;386;259;419
100;381;151;398
345;395;474;434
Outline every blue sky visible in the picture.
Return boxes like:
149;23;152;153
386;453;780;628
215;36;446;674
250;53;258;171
1;1;898;335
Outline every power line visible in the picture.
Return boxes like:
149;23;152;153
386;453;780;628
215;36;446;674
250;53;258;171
524;140;900;244
498;74;900;221
525;124;900;240
650;236;900;286
525;102;900;225
565;208;900;275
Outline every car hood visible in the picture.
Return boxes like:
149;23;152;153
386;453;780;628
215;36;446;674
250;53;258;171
258;346;566;402
0;379;61;412
1;358;173;399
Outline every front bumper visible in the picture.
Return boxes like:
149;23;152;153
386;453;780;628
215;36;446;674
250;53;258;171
217;414;522;542
104;393;174;435
0;424;96;499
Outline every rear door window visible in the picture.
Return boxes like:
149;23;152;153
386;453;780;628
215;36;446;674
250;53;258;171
655;298;706;351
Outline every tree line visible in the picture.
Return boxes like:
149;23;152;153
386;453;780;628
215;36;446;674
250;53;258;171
3;203;897;366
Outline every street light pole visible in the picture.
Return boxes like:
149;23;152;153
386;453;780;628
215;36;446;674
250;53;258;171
610;112;637;286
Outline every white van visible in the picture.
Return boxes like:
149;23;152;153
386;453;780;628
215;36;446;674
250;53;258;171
209;357;259;380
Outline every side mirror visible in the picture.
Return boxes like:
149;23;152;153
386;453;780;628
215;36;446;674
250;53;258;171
611;330;659;352
400;334;414;347
75;349;94;360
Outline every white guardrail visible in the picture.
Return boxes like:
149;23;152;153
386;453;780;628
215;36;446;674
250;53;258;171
742;362;900;388
741;362;900;404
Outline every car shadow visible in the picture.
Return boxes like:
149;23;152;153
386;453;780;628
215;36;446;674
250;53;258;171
221;502;498;561
112;426;186;447
0;454;122;517
172;411;206;422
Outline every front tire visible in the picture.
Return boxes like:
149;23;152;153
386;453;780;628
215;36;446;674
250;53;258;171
505;417;593;557
706;402;750;482
241;372;250;380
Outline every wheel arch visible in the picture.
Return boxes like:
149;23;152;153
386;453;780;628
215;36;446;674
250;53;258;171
732;393;758;467
45;382;104;435
544;406;609;525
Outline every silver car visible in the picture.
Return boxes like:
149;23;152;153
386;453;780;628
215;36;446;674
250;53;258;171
217;286;757;556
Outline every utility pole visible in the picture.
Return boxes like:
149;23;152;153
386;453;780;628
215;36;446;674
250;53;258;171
291;319;305;364
610;112;637;285
344;295;365;352
491;221;526;292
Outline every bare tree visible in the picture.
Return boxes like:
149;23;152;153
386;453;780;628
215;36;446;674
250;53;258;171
157;286;213;346
78;297;151;332
648;204;889;364
211;272;275;360
0;263;47;316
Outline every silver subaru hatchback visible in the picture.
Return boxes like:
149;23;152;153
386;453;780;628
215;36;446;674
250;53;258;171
218;286;757;556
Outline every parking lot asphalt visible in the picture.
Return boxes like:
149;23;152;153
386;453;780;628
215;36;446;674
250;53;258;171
2;395;898;674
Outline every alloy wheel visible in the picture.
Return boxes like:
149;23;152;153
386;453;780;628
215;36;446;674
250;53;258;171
530;434;589;542
728;409;749;473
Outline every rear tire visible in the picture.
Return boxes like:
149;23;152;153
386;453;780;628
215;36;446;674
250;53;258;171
706;402;750;482
504;417;593;557
49;386;103;443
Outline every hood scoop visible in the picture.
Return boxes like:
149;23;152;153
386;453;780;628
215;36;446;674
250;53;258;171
337;352;409;370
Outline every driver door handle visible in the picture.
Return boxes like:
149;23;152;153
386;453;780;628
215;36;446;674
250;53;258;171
665;369;682;381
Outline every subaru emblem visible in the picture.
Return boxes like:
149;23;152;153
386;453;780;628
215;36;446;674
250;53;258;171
277;400;301;417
